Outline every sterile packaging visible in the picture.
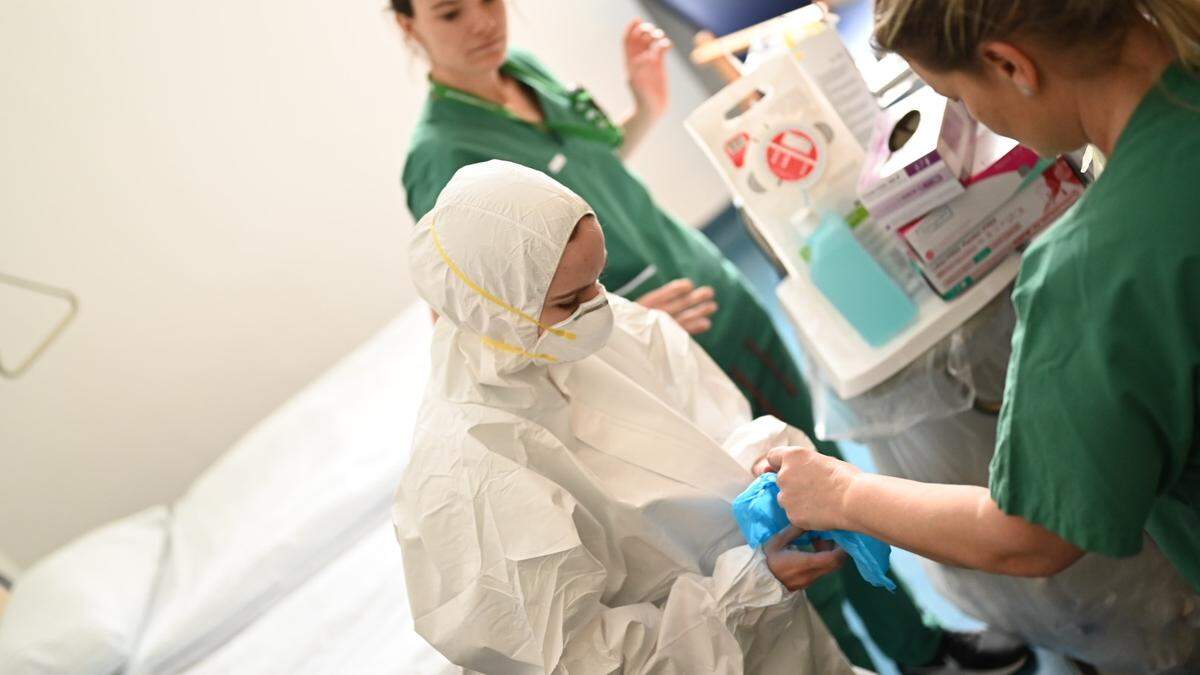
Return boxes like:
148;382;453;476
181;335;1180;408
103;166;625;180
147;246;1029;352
858;86;977;231
898;135;1085;298
899;136;1040;261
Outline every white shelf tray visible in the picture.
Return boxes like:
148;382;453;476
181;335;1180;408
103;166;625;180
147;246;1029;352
776;254;1018;399
733;192;1018;400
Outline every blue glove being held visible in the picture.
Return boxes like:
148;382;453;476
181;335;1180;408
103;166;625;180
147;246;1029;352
732;472;896;592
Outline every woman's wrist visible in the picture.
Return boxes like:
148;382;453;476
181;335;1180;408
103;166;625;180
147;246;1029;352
621;99;655;131
630;90;666;125
617;101;658;158
834;465;866;532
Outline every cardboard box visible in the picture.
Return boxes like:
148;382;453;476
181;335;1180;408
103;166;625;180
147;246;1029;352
899;145;1085;298
858;86;977;232
900;135;1040;264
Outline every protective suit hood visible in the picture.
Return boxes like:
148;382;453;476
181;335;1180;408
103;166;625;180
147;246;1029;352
409;159;595;381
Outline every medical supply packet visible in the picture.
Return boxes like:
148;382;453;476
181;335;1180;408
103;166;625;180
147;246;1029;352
899;133;1085;298
732;472;896;591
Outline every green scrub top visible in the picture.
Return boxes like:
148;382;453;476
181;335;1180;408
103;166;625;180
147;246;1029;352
991;63;1200;592
402;48;814;430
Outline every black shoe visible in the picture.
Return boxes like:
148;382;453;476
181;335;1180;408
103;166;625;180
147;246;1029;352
899;629;1033;675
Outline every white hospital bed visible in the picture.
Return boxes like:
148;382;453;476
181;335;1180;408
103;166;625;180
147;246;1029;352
0;303;460;675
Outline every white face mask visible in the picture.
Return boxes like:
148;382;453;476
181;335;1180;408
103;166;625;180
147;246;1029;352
534;291;614;363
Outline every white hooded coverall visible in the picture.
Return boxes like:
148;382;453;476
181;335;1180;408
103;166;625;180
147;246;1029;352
397;159;854;675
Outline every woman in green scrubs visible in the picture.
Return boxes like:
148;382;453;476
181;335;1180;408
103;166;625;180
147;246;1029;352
768;0;1200;596
389;1;1032;672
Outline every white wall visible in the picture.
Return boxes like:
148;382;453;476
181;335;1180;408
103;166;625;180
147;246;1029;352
0;0;728;569
0;550;20;584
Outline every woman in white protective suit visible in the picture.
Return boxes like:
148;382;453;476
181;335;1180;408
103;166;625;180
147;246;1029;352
396;159;861;674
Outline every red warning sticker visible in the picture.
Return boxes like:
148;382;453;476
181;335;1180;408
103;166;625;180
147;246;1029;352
724;132;749;169
766;129;820;182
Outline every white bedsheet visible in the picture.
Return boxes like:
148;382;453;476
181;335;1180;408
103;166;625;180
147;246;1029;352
176;520;458;675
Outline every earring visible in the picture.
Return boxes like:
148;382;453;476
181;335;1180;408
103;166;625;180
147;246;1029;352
1018;84;1035;98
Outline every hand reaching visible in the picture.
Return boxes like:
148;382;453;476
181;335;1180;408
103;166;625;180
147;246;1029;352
765;446;862;532
623;19;672;121
636;278;717;334
764;525;848;591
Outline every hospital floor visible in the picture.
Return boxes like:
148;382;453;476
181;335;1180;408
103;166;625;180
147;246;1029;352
701;207;1083;675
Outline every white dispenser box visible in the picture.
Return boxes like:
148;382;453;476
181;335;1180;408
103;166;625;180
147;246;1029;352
858;86;976;231
686;54;867;269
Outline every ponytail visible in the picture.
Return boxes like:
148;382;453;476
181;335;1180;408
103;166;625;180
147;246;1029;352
1141;0;1200;71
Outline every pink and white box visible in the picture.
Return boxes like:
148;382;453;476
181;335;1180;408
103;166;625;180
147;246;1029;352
898;132;1086;298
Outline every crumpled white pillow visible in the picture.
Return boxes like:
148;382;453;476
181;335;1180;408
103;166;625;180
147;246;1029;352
0;506;168;675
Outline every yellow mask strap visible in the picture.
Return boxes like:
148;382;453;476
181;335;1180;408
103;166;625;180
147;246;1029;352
480;336;559;363
428;218;576;363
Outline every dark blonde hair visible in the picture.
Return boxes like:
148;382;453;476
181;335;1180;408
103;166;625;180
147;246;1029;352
873;0;1200;72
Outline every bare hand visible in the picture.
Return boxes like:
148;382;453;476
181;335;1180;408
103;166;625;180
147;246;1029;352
623;19;672;120
764;525;847;591
636;278;717;335
751;455;773;477
752;429;814;476
765;446;861;532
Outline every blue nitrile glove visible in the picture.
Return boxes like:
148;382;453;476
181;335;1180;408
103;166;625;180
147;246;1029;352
732;472;896;591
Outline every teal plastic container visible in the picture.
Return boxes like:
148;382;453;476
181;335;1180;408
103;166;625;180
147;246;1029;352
806;213;917;347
